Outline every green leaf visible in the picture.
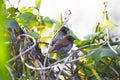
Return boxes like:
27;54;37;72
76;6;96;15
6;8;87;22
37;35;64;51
7;7;19;13
30;31;38;38
43;16;54;27
76;39;90;47
87;48;117;62
18;12;36;21
38;27;46;35
84;33;98;43
19;6;34;13
6;18;19;30
18;12;37;28
35;0;41;10
0;0;6;13
0;1;11;79
50;53;57;59
95;23;100;32
19;6;27;12
7;7;19;17
74;39;80;45
99;20;116;30
38;16;45;26
106;13;109;20
53;21;61;33
40;36;51;42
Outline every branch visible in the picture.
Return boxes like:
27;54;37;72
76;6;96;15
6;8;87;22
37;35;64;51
7;33;108;72
67;41;107;63
39;41;49;45
100;61;119;77
7;34;36;63
106;28;118;54
6;65;15;80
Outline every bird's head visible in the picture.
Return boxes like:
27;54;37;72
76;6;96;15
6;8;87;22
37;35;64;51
60;26;69;34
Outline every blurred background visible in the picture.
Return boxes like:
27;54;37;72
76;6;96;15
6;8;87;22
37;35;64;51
6;0;120;39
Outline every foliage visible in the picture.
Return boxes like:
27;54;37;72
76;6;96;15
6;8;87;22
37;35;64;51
0;0;11;80
2;1;120;80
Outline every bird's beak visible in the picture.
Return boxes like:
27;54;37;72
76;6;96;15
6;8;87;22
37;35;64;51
48;47;54;53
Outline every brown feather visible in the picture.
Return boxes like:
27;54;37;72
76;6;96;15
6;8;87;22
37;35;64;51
48;35;74;53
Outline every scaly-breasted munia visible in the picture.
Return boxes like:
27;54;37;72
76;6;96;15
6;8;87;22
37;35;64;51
48;35;74;54
50;26;69;46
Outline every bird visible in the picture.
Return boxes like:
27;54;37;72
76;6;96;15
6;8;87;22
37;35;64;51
50;26;69;46
48;35;74;54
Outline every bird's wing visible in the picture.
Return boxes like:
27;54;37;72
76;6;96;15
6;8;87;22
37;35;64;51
50;32;62;46
53;40;70;50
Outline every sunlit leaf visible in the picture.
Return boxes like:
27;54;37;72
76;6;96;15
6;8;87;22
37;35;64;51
80;58;87;62
7;7;19;17
60;12;63;25
106;13;109;20
40;36;51;42
19;6;34;13
30;32;38;38
7;7;18;13
38;28;46;35
75;39;90;47
91;68;101;80
43;16;54;28
99;20;116;29
95;23;100;32
35;0;41;10
0;1;11;79
19;6;27;12
18;12;37;28
50;53;57;59
53;21;61;33
39;16;45;26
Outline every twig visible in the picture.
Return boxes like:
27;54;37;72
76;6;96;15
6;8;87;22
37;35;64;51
56;52;73;80
109;66;119;77
106;28;118;54
49;40;107;66
24;40;106;71
100;61;119;77
68;41;107;63
55;41;105;80
56;38;102;80
18;34;58;71
62;10;72;26
42;35;52;79
6;65;15;80
8;35;107;72
7;34;36;63
39;42;49;45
